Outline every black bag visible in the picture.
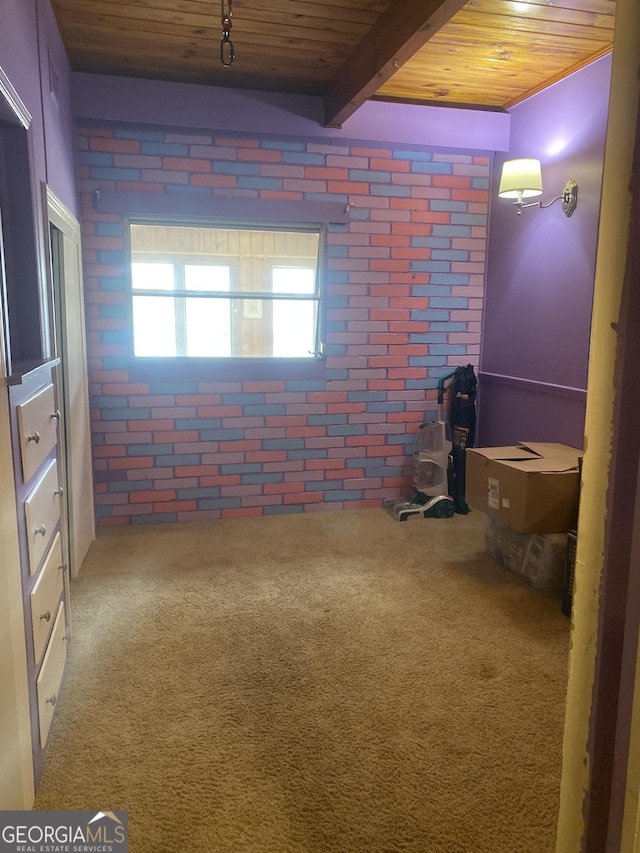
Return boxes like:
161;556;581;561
447;364;477;515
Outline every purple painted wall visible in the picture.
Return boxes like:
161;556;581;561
71;72;511;153
479;55;612;449
1;0;76;216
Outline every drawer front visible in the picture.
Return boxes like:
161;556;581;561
30;532;64;666
17;383;59;483
36;601;67;748
24;459;61;576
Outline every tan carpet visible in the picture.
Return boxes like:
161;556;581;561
35;509;569;853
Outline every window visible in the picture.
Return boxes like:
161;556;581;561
129;222;323;359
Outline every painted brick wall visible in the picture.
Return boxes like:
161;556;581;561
78;125;488;526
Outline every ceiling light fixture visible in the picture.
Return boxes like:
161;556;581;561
498;158;578;217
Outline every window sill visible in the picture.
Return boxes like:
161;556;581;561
127;356;326;383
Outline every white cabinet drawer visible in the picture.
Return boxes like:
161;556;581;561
36;601;67;748
24;459;61;576
30;532;64;666
17;383;59;483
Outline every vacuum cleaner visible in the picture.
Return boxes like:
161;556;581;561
383;366;477;522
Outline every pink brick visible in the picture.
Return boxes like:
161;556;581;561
282;179;326;192
238;148;282;162
162;157;211;172
242;495;283;507
90;138;139;153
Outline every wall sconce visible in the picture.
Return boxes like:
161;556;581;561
498;158;578;217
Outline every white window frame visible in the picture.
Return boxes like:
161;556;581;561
127;219;325;361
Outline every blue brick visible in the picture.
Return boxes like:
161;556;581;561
412;237;451;249
242;473;284;485
409;333;447;344
200;429;231;441
243;405;287;416
237;177;282;190
155;454;201;467
177;487;221;499
451;213;487;226
428;322;467;333
214;429;244;441
200;498;242;510
393;150;433;161
221;463;263;474
326;295;349;308
107;481;149;492
371;185;411;197
132;513;178;525
213;161;260;176
430;274;470;286
92;167;141;181
116;130;165;142
327;271;348;284
367;402;405;413
98;250;124;265
433;225;472;238
406;379;433;390
429;200;468;212
263;439;305;450
325;490;364;501
289;449;327;460
411;310;449;321
222;393;265;405
176;418;222;430
264;505;301;515
412;285;452;297
99;277;126;291
282;152;324;165
95;506;113;518
324;369;349;380
261;140;305;151
472;177;490;189
101;357;130;370
349;170;391;183
349;208;370;220
387;434;415;446
409;356;447;366
79;152;112;166
324;345;347;357
431;250;469;262
430;297;469;309
328;246;348;258
93;434;105;446
151;382;198;394
140;142;189;155
412;162;452;174
327;425;366;436
101;332;129;347
100;305;127;320
307;414;347;426
326;321;346;333
286;381;326;392
305;193;348;203
117;444;173;456
412;261;450;273
96;222;123;237
91;395;128;408
429;345;468;355
101;408;151;420
306;481;335;491
347;391;386;402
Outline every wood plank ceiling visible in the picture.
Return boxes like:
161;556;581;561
50;0;615;126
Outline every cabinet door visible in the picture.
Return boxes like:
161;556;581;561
24;459;61;575
17;383;58;482
30;532;64;666
36;601;67;748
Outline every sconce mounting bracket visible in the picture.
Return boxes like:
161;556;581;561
562;179;578;217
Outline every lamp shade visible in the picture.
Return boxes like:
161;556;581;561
498;158;543;198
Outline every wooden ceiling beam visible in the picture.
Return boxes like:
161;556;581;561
322;0;468;127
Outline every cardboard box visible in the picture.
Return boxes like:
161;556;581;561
466;442;581;533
